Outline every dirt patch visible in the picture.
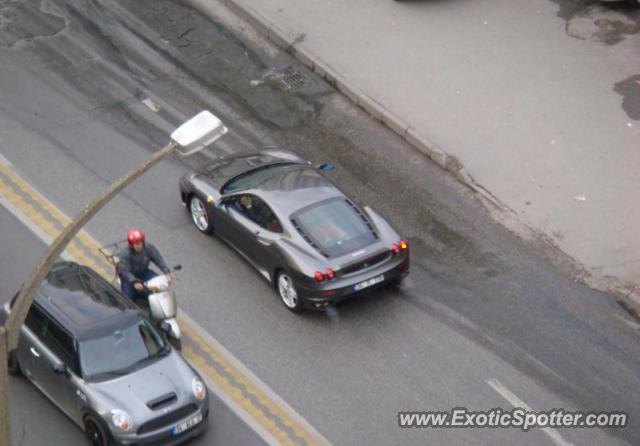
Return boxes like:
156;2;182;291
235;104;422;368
550;0;640;44
0;0;65;48
614;75;640;120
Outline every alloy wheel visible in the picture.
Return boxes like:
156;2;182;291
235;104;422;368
190;197;209;232
278;273;299;309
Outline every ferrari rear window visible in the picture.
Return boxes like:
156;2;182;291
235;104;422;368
222;163;298;194
294;198;376;258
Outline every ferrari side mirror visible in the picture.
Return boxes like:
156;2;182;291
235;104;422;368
317;163;335;171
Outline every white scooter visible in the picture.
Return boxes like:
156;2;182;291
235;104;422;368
99;241;183;350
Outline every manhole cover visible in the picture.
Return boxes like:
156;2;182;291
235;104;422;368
272;66;315;92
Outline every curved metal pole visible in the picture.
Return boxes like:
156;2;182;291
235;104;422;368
0;140;177;446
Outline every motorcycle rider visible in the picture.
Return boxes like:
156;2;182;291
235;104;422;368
118;228;174;300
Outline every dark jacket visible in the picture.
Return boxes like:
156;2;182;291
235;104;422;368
117;243;170;283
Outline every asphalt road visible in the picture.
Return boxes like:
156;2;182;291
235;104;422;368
215;0;640;292
1;1;639;446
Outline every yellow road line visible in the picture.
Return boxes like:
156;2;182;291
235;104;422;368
181;323;315;444
183;344;298;446
0;163;108;268
0;177;109;276
0;162;323;446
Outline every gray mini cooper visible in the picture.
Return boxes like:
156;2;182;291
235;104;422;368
2;262;208;446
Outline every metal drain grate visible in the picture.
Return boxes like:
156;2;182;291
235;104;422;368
272;66;315;92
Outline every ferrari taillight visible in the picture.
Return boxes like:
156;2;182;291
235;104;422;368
392;239;408;255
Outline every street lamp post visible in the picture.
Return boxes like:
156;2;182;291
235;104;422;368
0;110;227;446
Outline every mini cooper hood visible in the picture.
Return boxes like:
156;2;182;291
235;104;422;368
89;351;194;412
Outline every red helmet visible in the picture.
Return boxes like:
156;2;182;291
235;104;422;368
127;228;145;247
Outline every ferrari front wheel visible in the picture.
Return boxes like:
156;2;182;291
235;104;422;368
189;196;213;234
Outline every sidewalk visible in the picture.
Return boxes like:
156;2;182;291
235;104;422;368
192;0;640;313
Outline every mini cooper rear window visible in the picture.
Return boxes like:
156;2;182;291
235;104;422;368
293;198;376;258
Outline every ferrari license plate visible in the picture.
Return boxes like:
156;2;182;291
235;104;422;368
172;412;203;435
353;274;384;291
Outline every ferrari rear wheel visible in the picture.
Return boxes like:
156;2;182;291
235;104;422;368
189;196;213;234
277;271;302;312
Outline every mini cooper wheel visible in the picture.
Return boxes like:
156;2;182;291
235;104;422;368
84;415;110;446
277;271;302;313
189;196;213;234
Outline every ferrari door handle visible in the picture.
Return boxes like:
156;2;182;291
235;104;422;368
30;347;40;358
255;231;270;246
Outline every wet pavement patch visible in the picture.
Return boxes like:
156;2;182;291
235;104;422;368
550;0;640;44
551;0;602;20
0;0;65;48
117;0;331;129
614;75;640;120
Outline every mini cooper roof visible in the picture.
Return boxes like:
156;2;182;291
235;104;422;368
32;262;141;341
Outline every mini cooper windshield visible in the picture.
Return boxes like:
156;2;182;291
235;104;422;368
80;319;167;380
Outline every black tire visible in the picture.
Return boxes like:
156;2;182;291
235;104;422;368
189;196;214;234
390;276;405;288
276;271;303;313
84;415;110;446
7;350;21;376
168;336;182;351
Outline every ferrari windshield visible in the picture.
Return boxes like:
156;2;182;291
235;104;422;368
294;199;377;257
79;319;167;380
222;163;297;194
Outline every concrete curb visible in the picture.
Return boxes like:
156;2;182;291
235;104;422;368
217;0;502;204
619;289;640;320
196;0;640;320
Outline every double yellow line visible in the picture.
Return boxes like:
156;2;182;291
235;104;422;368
0;160;326;446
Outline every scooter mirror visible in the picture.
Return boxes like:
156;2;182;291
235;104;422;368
173;265;182;271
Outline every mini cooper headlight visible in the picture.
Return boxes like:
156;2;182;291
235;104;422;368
192;377;206;400
111;409;133;431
